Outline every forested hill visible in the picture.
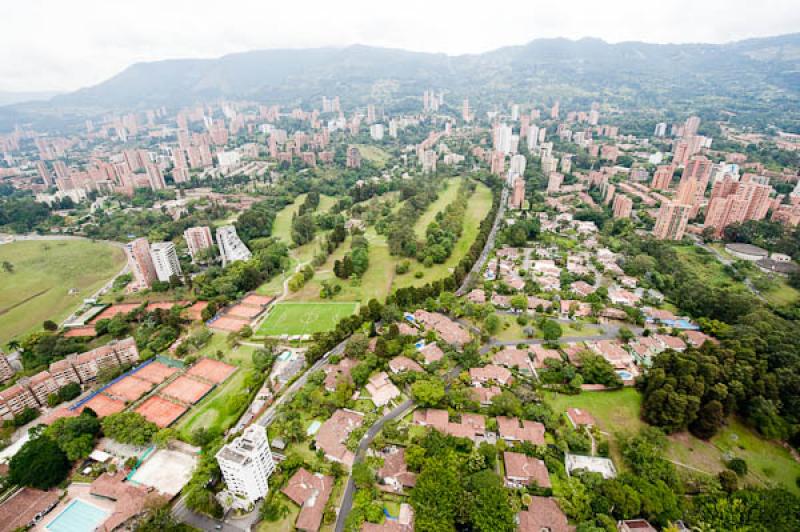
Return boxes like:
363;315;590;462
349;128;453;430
3;33;800;131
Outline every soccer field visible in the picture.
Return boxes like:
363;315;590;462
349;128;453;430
258;302;359;336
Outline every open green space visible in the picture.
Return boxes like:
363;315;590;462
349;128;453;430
393;180;493;290
672;245;744;289
272;193;337;245
413;178;460;238
176;367;249;439
544;388;800;494
493;314;603;342
353;144;391;167
0;239;126;343
258;302;359;336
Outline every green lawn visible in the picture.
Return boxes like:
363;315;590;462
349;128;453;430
0;239;126;343
493;314;602;342
272;193;307;243
353;144;391;167
258;302;359;336
176;367;249;439
413;178;460;238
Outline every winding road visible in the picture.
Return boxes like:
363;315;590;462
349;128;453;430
456;186;508;296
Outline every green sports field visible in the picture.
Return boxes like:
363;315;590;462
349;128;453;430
0;239;126;343
258;302;359;336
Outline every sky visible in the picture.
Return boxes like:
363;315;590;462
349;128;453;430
1;0;798;93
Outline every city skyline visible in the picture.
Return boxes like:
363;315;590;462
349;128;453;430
2;0;799;92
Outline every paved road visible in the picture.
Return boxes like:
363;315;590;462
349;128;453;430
334;400;415;532
257;339;348;427
456;186;508;296
173;497;257;532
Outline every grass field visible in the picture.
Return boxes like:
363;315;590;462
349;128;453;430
493;314;603;342
258;302;359;336
0;239;126;343
272;194;337;245
353;144;391;167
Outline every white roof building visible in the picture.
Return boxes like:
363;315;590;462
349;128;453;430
216;425;276;503
149;241;182;282
216;225;252;266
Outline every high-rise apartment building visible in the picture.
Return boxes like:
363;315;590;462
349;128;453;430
149;242;182;282
612;195;633;219
509;154;526;177
653;202;691;240
547;172;564;194
369;124;384;141
216;425;276;503
651;165;674;190
704;176;773;237
184;226;214;261
510;176;525;209
216;225;252;266
125;238;158;290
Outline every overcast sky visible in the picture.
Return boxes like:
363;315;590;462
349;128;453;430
2;0;798;92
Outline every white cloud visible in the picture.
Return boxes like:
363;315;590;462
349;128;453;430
1;0;798;92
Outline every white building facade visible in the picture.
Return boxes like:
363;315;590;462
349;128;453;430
216;425;276;503
216;225;252;266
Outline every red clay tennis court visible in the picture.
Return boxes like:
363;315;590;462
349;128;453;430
105;376;153;402
241;294;274;306
82;394;126;417
160;376;213;405
226;304;264;319
186;358;237;384
135;396;188;427
208;315;249;332
134;361;179;384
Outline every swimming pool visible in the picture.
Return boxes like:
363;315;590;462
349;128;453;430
277;350;293;362
46;499;109;532
616;370;633;380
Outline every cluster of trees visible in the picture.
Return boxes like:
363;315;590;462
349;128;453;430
234;194;293;245
382;178;441;258
623;239;800;441
312;220;346;267
0;196;56;233
334;233;369;279
16;331;87;370
288;264;315;292
406;430;515;532
539;351;622;392
7;409;163;491
418;181;474;265
194;238;289;304
498;216;542;248
95;303;185;359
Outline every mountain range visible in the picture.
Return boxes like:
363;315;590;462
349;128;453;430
3;33;800;131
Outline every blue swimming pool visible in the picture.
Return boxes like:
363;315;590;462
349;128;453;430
46;499;109;532
277;350;293;361
616;370;633;380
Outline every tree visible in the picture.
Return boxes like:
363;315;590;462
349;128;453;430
57;382;81;402
484;314;500;335
541;319;563;342
102;412;158;445
690;399;725;439
9;435;70;489
43;320;58;331
1;261;14;274
351;463;374;489
719;470;738;493
411;379;445;407
489;391;523;418
44;411;101;461
510;295;528;312
412;455;462;531
464;470;516;532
